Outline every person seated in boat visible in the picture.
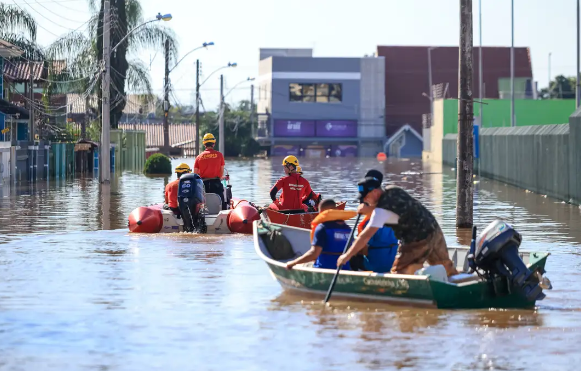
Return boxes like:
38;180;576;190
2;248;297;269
349;169;399;273
194;133;227;209
337;175;458;277
164;163;192;217
285;199;356;270
269;155;316;212
295;165;322;212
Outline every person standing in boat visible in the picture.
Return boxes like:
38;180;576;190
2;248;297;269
349;169;399;273
269;155;316;211
164;163;192;217
285;199;355;270
194;133;227;209
337;175;458;277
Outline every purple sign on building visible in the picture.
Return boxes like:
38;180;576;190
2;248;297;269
274;120;315;137
315;120;358;137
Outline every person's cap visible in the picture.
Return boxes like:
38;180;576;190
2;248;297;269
357;176;382;202
365;169;383;183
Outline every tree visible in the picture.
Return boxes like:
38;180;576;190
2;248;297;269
198;100;261;157
539;75;576;99
47;0;178;128
0;4;44;60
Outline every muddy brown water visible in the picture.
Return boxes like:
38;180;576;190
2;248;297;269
0;158;579;370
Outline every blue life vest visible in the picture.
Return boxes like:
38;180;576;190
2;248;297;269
363;221;399;273
312;221;352;270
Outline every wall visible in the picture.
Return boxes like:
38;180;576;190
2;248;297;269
442;120;581;204
443;99;574;135
359;57;385;139
376;46;533;136
269;57;360;122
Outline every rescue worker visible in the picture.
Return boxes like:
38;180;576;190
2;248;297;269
194;133;227;209
337;175;458;277
270;155;316;211
297;166;303;175
295;165;322;211
164;163;192;216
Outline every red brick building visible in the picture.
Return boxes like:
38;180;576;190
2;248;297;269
376;46;533;136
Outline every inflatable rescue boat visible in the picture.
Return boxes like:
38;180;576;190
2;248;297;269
128;173;260;235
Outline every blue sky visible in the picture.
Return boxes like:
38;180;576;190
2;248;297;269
21;0;579;110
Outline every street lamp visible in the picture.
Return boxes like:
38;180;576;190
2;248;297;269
101;11;172;183
194;62;237;155
170;42;214;73
225;77;255;98
427;47;437;131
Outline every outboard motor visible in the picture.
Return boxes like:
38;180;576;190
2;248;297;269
474;220;546;302
177;173;207;233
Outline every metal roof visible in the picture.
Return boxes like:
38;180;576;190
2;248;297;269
3;59;67;82
0;39;23;58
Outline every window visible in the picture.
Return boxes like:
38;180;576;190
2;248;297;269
289;83;343;103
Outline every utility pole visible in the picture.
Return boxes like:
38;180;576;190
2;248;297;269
250;84;255;138
479;0;483;126
100;0;111;183
575;0;581;108
28;60;34;142
548;52;552;98
510;0;515;127
82;95;89;140
428;48;433;126
219;74;225;154
163;39;170;156
457;0;474;228
195;59;200;156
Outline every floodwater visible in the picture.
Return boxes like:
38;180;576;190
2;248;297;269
0;157;580;370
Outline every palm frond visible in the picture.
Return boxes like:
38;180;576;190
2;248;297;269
46;31;92;63
0;3;37;40
0;32;44;60
125;0;143;30
126;59;152;95
128;23;178;64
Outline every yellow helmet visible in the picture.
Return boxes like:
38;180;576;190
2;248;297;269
203;133;216;145
282;155;299;167
296;165;303;174
175;163;191;174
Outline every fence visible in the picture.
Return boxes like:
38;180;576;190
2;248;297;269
442;111;581;204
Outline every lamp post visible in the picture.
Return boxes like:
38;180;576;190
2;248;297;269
195;62;237;155
224;77;255;98
510;0;515;127
163;41;214;155
101;11;172;183
427;47;438;129
548;52;552;99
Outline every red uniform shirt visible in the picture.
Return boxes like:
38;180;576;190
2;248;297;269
194;148;225;179
164;179;180;208
272;173;313;210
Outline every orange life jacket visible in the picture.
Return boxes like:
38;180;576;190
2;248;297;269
358;215;372;235
310;209;357;242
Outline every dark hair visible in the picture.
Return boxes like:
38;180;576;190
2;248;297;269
205;142;215;148
365;169;383;183
319;198;337;211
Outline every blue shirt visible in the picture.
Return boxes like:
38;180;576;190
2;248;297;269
312;221;352;270
363;221;399;273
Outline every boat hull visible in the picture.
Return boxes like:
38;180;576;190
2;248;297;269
128;200;259;234
264;201;347;229
253;221;550;309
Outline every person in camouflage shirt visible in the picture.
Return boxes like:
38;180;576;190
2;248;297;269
337;175;458;277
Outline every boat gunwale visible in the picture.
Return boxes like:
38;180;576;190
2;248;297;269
252;220;551;288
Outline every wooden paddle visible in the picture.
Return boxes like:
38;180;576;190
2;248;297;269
324;213;362;304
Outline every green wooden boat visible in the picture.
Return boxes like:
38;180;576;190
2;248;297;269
253;220;551;309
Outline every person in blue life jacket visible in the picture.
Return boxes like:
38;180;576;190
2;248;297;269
285;198;353;271
349;169;399;273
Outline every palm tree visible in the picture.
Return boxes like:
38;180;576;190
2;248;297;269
0;3;42;60
47;0;178;128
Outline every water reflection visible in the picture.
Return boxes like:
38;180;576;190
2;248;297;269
0;158;579;370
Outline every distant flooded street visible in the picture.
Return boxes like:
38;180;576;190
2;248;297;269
0;157;580;370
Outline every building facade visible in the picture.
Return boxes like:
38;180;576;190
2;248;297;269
256;49;385;158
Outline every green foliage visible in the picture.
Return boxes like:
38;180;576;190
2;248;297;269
143;153;172;175
539;75;576;99
198;100;261;157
